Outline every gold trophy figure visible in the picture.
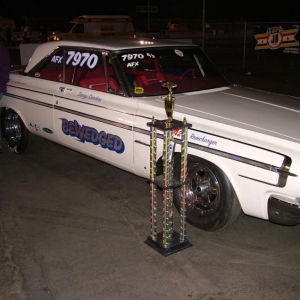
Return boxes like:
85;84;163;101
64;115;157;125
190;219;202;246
162;82;177;125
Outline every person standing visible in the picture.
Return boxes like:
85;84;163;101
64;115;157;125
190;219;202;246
0;28;10;152
39;25;48;43
23;24;30;43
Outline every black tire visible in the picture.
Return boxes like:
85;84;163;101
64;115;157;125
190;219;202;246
173;155;241;232
1;108;29;154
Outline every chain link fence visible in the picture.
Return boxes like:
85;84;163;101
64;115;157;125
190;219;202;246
198;21;300;85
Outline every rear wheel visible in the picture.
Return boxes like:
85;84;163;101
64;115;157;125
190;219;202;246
173;155;241;231
1;108;29;154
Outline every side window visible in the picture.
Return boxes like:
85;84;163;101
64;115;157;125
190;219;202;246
64;49;103;85
31;49;64;82
29;47;120;93
78;53;120;93
30;48;103;86
72;24;84;34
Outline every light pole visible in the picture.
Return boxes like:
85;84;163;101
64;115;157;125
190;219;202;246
202;0;205;50
148;0;150;31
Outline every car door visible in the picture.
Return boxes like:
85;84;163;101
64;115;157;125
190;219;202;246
52;47;137;172
25;55;63;143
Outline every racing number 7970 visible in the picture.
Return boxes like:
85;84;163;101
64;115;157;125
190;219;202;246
66;51;99;69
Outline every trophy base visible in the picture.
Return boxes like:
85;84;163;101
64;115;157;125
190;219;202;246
145;231;192;256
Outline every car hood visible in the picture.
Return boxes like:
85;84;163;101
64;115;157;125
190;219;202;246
155;85;300;142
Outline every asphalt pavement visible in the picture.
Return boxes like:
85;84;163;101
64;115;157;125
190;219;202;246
0;134;299;300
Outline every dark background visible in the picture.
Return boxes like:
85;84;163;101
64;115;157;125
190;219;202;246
1;0;300;32
5;0;300;98
2;0;299;20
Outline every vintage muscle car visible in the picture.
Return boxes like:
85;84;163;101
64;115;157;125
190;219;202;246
1;37;300;231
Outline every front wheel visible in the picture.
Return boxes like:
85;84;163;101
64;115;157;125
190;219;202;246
1;108;29;154
173;155;241;231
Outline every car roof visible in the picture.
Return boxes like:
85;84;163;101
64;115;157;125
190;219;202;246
25;37;198;72
42;36;198;50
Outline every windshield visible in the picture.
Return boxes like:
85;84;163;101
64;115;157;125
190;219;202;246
117;46;229;97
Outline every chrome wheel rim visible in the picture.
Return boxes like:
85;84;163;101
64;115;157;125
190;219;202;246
186;163;220;214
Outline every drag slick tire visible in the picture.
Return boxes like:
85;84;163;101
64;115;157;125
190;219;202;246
173;155;241;232
1;108;29;154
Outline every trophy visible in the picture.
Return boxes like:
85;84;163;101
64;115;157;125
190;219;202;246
145;82;192;256
162;82;177;126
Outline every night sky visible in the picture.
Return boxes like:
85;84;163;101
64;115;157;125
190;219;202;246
2;0;299;20
1;0;299;30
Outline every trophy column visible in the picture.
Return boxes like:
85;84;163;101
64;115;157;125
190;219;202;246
145;117;193;256
145;82;193;256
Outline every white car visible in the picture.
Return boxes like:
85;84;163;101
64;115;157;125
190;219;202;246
1;38;300;232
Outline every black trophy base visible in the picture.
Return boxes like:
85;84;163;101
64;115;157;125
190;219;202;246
145;231;192;256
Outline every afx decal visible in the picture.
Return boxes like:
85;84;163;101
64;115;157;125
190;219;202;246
61;119;125;153
51;51;99;69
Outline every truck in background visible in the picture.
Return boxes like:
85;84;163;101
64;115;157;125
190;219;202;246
48;15;135;41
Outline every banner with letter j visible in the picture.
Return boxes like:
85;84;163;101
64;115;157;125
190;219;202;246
254;24;299;54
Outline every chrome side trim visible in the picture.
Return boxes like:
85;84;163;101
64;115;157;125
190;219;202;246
188;142;295;188
5;93;53;109
54;105;133;131
135;140;149;147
